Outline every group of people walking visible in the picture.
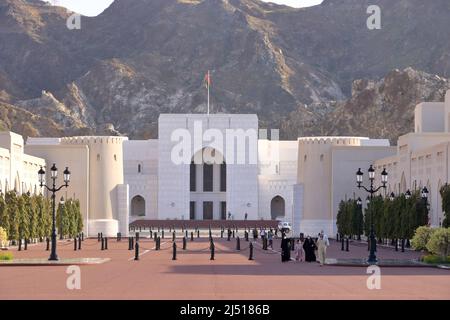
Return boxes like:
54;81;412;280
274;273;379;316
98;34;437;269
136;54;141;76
281;231;330;266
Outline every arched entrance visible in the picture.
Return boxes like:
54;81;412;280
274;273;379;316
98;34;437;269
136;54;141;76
271;196;285;220
190;147;226;220
131;195;146;217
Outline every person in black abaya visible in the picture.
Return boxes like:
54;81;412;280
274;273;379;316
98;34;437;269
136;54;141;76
280;233;291;262
303;236;316;262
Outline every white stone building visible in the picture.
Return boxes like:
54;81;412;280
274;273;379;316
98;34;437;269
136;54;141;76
2;90;448;237
374;90;450;227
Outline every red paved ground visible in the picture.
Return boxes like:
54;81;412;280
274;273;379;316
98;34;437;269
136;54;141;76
0;235;449;300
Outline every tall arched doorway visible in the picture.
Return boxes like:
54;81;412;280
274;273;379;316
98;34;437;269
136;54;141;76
131;195;146;217
190;147;226;220
271;196;285;220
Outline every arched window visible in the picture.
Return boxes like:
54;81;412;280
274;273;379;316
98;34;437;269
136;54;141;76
271;196;285;220
131;196;146;217
138;164;142;173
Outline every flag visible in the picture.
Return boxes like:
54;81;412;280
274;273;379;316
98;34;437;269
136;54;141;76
203;71;211;89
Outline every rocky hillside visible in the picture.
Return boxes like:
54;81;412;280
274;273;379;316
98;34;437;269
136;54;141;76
0;0;450;141
282;68;450;143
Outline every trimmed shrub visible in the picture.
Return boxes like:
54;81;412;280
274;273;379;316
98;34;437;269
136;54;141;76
0;252;13;260
0;226;7;248
411;226;435;251
426;227;450;259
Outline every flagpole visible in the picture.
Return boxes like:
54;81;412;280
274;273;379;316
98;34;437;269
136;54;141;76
207;70;210;115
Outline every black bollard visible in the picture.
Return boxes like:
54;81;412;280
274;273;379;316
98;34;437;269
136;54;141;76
346;237;349;252
46;237;50;251
136;232;140;242
24;239;28;251
210;240;215;260
162;230;165;239
341;238;345;251
221;229;224;238
101;237;105;250
172;242;177;260
236;237;241;251
105;237;108;250
78;236;82;250
97;233;100;242
74;238;77;251
128;237;132;250
185;230;188;238
245;231;249;242
183;237;187;250
154;232;157;241
131;236;135;250
191;232;194;242
135;242;140;261
401;239;405;252
227;229;231;241
197;229;200;238
232;230;235;238
172;231;176;242
249;242;254;260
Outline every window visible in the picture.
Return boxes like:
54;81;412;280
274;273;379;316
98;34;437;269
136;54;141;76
203;201;213;220
190;201;196;220
203;164;213;192
320;154;324;161
138;164;142;173
220;202;227;220
220;163;226;192
190;162;196;191
114;154;117;161
97;154;100;161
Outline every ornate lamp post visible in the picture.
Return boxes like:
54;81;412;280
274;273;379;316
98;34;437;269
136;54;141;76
356;165;388;264
38;164;71;261
421;186;429;225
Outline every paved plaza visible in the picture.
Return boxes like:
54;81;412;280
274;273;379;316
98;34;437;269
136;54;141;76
0;234;449;300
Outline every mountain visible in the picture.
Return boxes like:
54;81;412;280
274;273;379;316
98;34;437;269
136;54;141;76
1;0;450;141
282;68;450;143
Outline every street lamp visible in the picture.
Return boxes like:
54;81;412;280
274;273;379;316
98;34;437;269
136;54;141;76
405;189;411;200
355;166;388;264
38;164;71;261
390;192;395;202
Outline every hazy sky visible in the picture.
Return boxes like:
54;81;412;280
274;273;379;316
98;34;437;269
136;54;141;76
45;0;324;17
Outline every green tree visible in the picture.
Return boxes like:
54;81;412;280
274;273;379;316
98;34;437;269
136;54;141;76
44;197;52;237
5;191;19;241
336;200;345;236
75;199;83;235
440;184;450;227
56;201;66;238
17;195;30;242
25;193;39;241
352;200;364;239
0;193;9;235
